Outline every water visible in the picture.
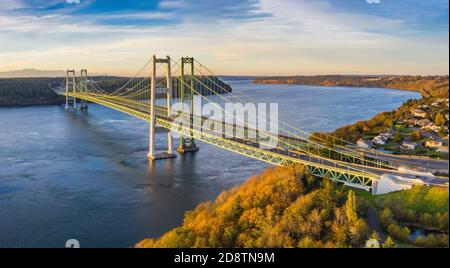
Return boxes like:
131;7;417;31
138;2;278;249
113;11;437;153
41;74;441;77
0;79;420;247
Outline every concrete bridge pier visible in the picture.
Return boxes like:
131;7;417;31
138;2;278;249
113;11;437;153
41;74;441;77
148;55;177;161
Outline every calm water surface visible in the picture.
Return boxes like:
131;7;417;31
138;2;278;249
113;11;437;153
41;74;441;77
0;79;420;247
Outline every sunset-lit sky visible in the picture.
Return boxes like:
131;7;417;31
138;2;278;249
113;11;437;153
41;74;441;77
0;0;448;76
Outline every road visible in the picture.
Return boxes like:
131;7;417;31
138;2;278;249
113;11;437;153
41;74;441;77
360;150;449;173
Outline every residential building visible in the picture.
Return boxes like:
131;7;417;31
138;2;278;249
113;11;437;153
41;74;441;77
357;139;372;149
422;123;439;132
415;119;431;127
425;140;443;148
401;141;417;150
411;108;427;118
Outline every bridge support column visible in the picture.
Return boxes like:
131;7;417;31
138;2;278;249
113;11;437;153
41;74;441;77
177;57;199;154
80;69;89;110
65;69;77;111
147;55;177;161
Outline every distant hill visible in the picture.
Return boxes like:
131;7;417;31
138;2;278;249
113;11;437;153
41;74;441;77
0;77;64;106
0;69;110;78
0;69;66;78
0;75;233;106
254;75;449;98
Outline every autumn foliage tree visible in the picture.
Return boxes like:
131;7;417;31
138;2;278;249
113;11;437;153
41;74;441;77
136;166;370;248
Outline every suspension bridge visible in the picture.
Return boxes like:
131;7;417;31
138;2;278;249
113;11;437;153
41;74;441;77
58;55;448;194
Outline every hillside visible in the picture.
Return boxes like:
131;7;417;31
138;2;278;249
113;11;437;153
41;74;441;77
0;69;66;78
137;166;372;248
0;75;233;106
136;165;449;248
254;75;449;98
0;78;64;106
311;96;449;159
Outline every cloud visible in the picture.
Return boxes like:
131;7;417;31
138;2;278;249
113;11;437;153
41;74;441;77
66;0;80;4
0;0;447;75
0;0;25;11
158;0;186;9
366;0;381;4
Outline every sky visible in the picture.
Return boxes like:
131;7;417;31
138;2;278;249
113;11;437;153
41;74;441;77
0;0;448;76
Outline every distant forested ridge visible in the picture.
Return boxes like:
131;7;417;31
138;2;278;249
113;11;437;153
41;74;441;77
254;75;449;98
0;75;232;106
0;78;64;106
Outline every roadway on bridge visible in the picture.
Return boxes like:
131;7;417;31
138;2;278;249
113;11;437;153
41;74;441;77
360;150;449;172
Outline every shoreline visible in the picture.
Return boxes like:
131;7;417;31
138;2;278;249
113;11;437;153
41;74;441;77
0;84;421;108
253;75;449;98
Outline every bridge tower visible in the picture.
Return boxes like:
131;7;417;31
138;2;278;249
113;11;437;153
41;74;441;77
177;57;199;154
65;69;77;111
147;55;177;160
80;69;89;110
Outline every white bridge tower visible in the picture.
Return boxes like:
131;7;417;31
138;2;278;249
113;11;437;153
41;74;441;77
147;55;177;160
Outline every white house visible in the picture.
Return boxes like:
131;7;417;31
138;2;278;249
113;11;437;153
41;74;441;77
373;136;387;145
415;119;431;127
357;139;372;149
401;141;417;150
411;108;427;118
422;123;439;132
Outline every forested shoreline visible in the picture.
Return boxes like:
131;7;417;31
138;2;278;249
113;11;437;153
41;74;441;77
0;78;64;106
254;75;449;98
0;75;232;106
136;166;448;248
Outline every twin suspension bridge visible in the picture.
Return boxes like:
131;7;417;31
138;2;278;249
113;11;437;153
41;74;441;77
58;55;448;194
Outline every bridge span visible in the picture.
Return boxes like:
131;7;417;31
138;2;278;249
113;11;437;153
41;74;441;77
59;55;448;194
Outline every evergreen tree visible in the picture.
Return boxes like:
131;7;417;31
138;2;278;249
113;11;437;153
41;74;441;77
345;190;358;225
435;112;446;128
393;130;402;143
370;231;381;241
383;236;396;248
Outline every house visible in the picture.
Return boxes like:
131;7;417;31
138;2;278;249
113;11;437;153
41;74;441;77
425;140;443;148
436;146;449;153
411;108;427;118
373;136;385;145
384;130;395;138
371;132;393;146
373;135;388;145
401;141;417;150
415;119;431;127
422;123;439;132
357;139;372;149
431;101;440;107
